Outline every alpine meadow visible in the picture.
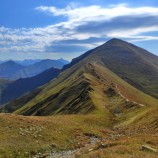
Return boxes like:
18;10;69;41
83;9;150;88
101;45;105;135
0;1;158;158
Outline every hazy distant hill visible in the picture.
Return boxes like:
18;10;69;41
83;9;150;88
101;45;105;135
0;59;68;79
0;67;60;105
13;59;66;79
0;61;25;79
0;61;4;64
57;58;70;64
15;59;41;66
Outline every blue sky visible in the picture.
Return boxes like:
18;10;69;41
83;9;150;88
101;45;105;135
1;0;158;61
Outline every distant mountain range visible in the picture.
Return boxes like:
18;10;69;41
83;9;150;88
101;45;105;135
0;58;69;66
0;59;69;79
15;59;42;66
15;58;69;66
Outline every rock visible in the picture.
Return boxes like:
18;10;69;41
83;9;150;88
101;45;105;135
88;148;93;152
51;143;57;148
140;145;157;153
98;143;108;149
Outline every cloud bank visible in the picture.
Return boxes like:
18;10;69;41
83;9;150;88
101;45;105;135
1;3;158;59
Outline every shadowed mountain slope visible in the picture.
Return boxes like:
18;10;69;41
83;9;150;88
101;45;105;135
0;67;60;106
0;61;25;79
0;78;11;104
95;39;158;99
64;38;158;98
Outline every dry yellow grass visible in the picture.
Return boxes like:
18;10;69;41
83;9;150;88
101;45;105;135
0;103;158;158
0;112;113;157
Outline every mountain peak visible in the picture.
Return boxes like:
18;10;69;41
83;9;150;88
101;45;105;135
57;58;70;64
4;60;15;64
106;38;124;44
2;60;21;66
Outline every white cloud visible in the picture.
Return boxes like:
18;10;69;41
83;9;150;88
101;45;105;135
36;4;158;24
107;26;158;38
1;3;158;58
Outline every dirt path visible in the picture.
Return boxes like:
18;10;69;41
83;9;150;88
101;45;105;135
115;84;146;107
49;137;100;158
32;137;100;158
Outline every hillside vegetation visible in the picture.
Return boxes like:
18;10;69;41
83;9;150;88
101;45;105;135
0;39;158;158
